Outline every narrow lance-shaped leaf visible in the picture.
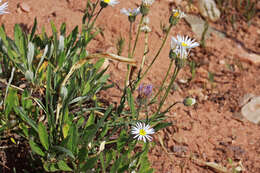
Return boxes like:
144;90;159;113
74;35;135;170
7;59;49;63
27;42;34;70
38;122;49;150
57;160;73;171
29;140;45;157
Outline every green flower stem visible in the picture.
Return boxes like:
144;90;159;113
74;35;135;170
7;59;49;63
86;0;101;28
140;31;149;70
105;140;117;145
88;7;103;31
134;24;173;90
131;15;144;57
149;58;174;105
125;16;144;86
155;65;180;117
125;22;133;86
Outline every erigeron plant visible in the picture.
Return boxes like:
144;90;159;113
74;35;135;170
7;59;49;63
0;0;199;172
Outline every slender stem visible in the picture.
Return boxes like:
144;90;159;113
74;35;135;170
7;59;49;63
128;22;133;58
125;22;133;86
88;7;103;31
149;58;174;105
131;16;144;58
105;140;117;145
126;16;144;86
140;31;149;70
155;65;180;116
86;0;100;28
134;24;173;90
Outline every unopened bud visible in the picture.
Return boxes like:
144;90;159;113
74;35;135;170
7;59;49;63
183;97;196;106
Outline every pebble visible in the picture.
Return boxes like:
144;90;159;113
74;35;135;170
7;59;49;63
198;0;221;22
19;2;31;13
241;96;260;124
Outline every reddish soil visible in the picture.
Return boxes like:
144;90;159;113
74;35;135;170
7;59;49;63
1;0;260;172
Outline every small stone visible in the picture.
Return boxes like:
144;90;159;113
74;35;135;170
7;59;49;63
19;84;26;89
198;0;221;22
178;79;188;84
238;52;260;65
219;60;225;65
241;96;260;124
19;2;31;13
184;14;213;39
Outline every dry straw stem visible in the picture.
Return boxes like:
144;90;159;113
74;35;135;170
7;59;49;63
56;53;136;124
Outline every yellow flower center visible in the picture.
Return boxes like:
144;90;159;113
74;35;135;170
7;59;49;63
174;12;179;17
139;129;146;136
104;0;110;3
181;42;188;47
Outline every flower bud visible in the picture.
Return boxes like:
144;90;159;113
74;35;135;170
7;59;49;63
183;97;196;106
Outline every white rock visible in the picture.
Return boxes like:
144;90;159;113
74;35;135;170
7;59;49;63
19;2;31;13
241;96;260;124
198;0;221;22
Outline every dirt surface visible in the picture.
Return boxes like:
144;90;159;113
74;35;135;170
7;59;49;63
1;0;260;172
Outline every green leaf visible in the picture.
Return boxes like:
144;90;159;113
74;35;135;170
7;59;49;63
5;88;19;116
62;123;70;138
29;140;45;156
53;146;75;159
60;22;66;36
57;160;73;171
117;129;128;152
14;107;38;132
153;122;172;131
127;88;136;117
94;58;105;70
0;26;8;46
85;111;95;127
38;122;49;150
83;82;91;95
83;124;98;145
29;18;37;41
111;155;122;173
80;156;98;171
43;162;59;172
27;42;34;68
67;124;78;153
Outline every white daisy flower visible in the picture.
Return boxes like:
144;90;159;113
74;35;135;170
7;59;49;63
172;9;186;19
120;7;140;17
0;0;8;15
142;0;155;6
101;0;119;7
172;35;199;49
131;122;155;142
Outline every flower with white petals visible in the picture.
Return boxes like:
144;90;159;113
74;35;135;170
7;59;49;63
0;0;8;15
172;9;186;19
172;35;199;49
171;35;199;59
131;122;155;142
121;7;140;17
142;0;155;6
101;0;119;7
